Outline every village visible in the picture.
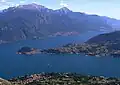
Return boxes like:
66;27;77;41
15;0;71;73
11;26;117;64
9;72;120;85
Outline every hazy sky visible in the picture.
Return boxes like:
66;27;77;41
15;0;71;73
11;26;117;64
0;0;119;19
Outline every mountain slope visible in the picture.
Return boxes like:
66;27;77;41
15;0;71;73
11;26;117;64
0;3;118;43
87;31;120;44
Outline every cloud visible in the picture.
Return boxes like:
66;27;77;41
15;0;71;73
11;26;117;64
0;0;8;4
60;2;68;7
1;0;6;2
20;0;26;4
0;0;10;8
0;0;19;9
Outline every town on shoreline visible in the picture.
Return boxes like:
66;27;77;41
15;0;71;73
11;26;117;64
17;42;120;57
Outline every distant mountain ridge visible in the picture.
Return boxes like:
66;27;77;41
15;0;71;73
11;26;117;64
0;3;120;43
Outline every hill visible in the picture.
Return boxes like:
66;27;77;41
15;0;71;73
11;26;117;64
0;78;12;85
87;31;120;44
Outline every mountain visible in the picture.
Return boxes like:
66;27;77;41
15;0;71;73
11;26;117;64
0;3;119;43
102;16;120;30
87;31;120;44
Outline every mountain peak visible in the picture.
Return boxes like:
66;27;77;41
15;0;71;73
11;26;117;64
56;7;71;14
60;7;71;12
60;7;70;10
17;3;46;10
25;3;44;7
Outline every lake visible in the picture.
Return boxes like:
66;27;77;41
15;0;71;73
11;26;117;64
1;32;120;79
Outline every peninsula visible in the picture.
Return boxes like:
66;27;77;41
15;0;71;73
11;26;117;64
41;31;120;57
17;47;40;55
17;31;120;57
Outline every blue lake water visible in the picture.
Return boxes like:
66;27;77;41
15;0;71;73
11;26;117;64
1;32;120;79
